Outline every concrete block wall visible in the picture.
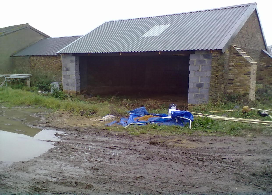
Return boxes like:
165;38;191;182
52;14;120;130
188;51;212;104
61;54;80;93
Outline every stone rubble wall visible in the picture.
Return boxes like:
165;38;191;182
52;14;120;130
225;46;255;99
257;51;272;86
11;56;62;82
209;50;228;102
231;11;266;63
205;46;258;103
29;56;62;82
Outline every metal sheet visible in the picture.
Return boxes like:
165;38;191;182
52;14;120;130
14;36;81;56
58;3;257;54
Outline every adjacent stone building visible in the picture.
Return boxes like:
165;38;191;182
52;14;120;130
0;23;49;73
12;36;80;82
58;3;271;105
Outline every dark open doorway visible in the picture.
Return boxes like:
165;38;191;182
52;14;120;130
79;52;190;104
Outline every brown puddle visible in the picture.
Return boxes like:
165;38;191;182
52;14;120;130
0;106;62;164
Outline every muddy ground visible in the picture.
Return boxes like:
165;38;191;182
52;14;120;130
0;110;272;194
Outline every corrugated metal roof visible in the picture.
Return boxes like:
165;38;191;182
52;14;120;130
58;3;257;54
13;36;81;56
0;23;49;38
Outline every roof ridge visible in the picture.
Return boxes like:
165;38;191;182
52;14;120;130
0;23;28;29
27;24;50;38
58;2;260;54
217;3;257;51
13;35;81;56
0;23;50;38
106;2;257;23
46;35;81;39
0;23;29;36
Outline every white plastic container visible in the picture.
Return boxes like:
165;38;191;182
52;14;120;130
168;104;177;116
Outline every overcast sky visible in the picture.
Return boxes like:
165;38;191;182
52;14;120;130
1;0;271;46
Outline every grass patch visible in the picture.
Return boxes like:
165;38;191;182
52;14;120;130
192;116;268;136
0;87;103;116
0;87;271;136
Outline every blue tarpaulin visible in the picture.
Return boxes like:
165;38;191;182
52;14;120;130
108;107;194;128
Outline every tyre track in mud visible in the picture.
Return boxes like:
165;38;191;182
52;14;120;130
1;125;271;194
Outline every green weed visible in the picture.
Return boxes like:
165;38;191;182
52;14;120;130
0;87;270;136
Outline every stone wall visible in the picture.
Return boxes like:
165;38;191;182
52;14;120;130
0;27;47;73
209;50;228;102
188;51;212;104
61;55;80;93
11;56;62;82
231;11;266;62
29;56;62;82
257;50;272;86
225;46;256;100
208;46;257;102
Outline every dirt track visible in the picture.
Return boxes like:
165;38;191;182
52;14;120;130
0;112;272;194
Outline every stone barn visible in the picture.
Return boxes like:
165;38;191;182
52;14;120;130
58;3;272;105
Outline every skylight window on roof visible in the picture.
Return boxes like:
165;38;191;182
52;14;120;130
142;24;170;37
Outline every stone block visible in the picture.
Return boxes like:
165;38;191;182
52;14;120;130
69;71;76;76
190;54;200;60
62;71;68;76
194;93;205;99
63;66;70;71
201;65;212;71
63;75;70;79
188;98;198;105
189;59;196;65
68;65;76;72
63;81;69;88
189;71;195;77
200;76;211;83
189;83;194;88
189;65;200;71
196;60;207;65
188;93;194;101
203;54;212;59
194;71;209;77
199;88;210;95
188;88;199;93
70;75;76;80
196;83;204;88
189;76;200;83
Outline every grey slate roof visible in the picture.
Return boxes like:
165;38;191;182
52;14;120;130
13;36;81;56
0;23;49;38
58;3;257;54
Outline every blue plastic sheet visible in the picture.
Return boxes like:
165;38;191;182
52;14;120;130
107;107;194;127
